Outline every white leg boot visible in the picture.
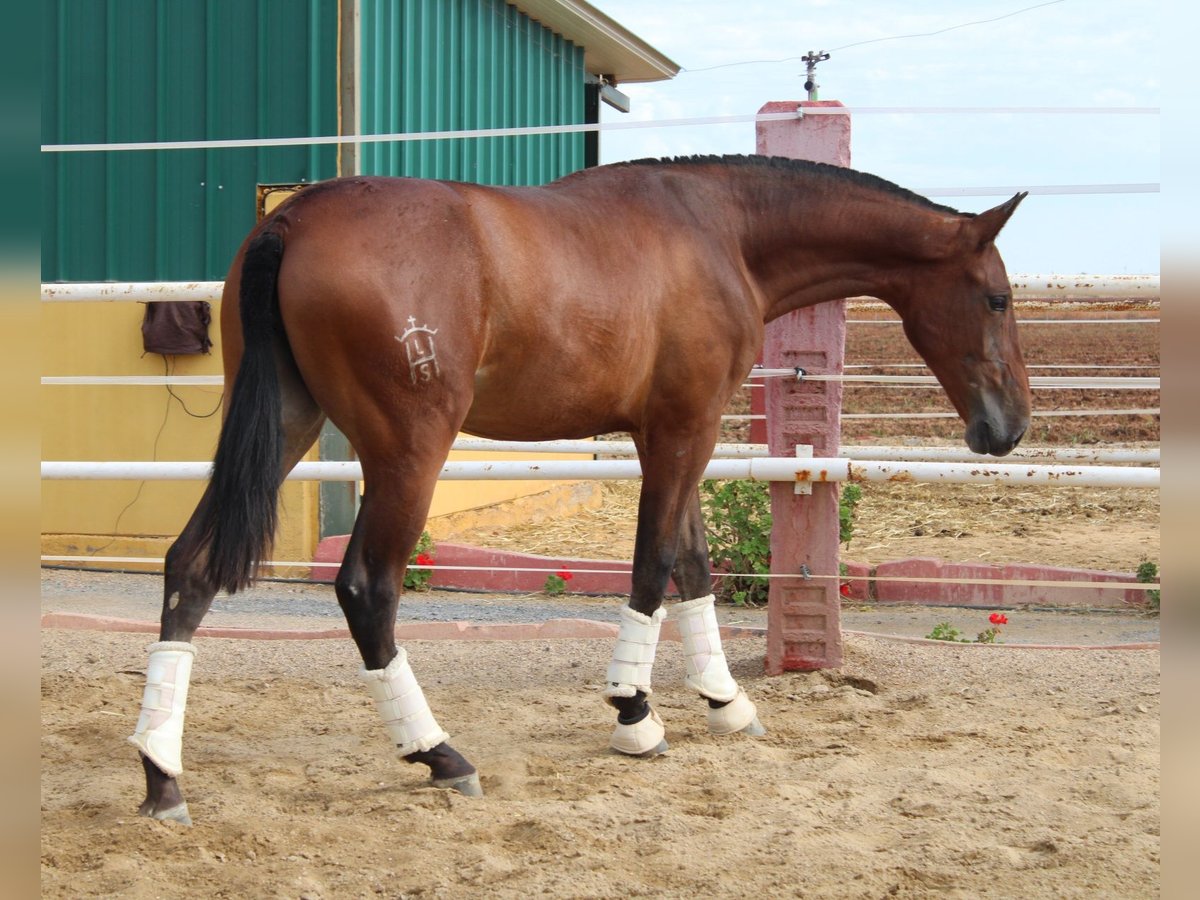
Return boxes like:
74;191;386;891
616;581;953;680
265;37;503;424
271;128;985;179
359;649;450;756
129;641;196;778
359;649;482;796
674;595;765;736
603;605;668;755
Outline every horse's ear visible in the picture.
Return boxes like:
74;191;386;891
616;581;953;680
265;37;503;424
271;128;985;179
972;192;1027;247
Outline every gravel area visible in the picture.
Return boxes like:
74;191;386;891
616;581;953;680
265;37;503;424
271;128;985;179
41;568;1159;646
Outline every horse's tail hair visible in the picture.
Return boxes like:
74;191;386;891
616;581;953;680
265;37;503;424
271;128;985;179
198;229;287;594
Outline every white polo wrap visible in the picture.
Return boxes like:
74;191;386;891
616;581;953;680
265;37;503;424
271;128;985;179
360;649;450;756
128;641;196;777
602;605;666;699
675;594;740;703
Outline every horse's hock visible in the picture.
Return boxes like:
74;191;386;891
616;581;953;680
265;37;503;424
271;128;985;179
759;100;850;674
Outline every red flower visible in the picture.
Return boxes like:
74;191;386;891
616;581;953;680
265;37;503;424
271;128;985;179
989;612;1008;625
415;553;434;567
556;570;573;581
839;582;851;597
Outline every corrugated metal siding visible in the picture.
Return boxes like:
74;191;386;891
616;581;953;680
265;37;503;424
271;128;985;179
359;0;585;185
42;0;338;282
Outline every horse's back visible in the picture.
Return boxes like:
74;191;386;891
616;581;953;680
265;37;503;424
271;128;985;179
238;173;760;443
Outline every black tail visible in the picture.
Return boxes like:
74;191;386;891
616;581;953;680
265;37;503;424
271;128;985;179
198;230;286;594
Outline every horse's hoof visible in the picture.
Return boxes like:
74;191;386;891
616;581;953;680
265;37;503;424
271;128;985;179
141;802;192;826
740;716;767;737
621;737;669;758
707;689;760;736
610;707;668;757
432;772;483;798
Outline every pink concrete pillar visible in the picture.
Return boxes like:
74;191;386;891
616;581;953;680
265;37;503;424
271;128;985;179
758;101;850;673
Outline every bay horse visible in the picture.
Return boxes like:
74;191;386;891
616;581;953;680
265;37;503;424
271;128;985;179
129;155;1030;823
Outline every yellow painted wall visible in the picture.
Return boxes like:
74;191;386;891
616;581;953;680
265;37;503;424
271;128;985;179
41;294;592;571
40;297;322;574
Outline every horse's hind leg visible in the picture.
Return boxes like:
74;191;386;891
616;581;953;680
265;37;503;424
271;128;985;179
131;373;326;824
334;447;482;798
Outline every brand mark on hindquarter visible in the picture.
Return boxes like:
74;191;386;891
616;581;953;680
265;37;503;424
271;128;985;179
395;316;441;384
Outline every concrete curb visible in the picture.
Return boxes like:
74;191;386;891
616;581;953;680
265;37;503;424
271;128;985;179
40;612;1157;650
312;541;1154;610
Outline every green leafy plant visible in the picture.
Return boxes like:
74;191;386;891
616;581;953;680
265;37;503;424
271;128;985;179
701;479;772;606
543;570;573;595
839;484;863;545
1136;560;1160;611
404;531;436;591
927;613;1008;644
699;481;866;607
926;622;966;642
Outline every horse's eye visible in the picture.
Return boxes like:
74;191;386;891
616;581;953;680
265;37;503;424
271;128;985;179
988;294;1009;312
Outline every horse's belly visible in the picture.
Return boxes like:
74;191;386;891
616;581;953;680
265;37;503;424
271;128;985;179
462;375;633;442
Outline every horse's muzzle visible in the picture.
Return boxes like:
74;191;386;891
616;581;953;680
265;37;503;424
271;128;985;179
965;417;1027;457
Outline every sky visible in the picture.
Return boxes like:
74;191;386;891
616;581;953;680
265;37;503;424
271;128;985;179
591;0;1160;276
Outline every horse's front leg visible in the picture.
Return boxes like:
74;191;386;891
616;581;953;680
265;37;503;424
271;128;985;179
672;493;765;738
603;433;765;757
602;433;710;756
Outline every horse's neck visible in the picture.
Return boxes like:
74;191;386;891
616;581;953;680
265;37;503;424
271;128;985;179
725;173;964;323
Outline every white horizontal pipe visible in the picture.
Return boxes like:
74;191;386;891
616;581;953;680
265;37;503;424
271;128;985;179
920;183;1158;197
40;457;1159;489
840;445;1158;465
41;275;1159;303
1006;274;1160;296
459;440;1158;465
42;373;1160;391
39;107;1159;154
842;364;1159;371
846;319;1158;325
41;375;225;386
749;372;1159;389
40;282;224;302
451;439;765;458
842;408;1159;420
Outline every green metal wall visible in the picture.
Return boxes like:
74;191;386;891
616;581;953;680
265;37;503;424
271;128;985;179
42;0;339;282
359;0;586;184
44;0;587;281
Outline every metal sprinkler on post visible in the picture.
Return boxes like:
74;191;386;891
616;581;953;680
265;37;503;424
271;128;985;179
802;50;831;101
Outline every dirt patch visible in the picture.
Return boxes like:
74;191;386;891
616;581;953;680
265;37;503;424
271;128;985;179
41;630;1159;898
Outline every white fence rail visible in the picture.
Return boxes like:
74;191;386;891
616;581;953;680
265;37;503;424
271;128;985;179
40;275;1160;303
41;457;1160;489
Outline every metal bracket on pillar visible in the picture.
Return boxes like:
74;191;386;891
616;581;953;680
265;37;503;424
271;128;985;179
802;51;831;102
795;444;813;495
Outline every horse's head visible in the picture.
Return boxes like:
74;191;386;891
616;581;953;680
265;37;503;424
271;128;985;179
889;193;1032;457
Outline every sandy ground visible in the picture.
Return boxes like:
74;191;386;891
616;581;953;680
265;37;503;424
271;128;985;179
40;458;1161;897
42;625;1159;898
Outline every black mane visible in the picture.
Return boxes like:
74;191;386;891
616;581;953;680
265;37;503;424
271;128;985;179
604;153;965;217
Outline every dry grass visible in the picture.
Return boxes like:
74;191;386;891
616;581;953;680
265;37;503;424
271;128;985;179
457;476;1159;573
